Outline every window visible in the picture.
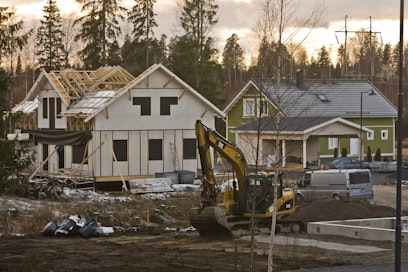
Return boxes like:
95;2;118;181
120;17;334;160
149;139;162;160
381;130;388;140
257;99;268;116
133;97;151;115
243;98;255;117
367;131;374;140
113;140;127;161
183;139;196;160
160;97;178;115
328;137;338;150
42;98;48;118
73;144;88;164
56;98;62;119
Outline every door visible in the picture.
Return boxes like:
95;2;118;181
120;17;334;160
350;138;359;157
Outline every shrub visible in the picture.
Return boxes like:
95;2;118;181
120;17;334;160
367;146;372;162
374;148;381;161
333;148;338;158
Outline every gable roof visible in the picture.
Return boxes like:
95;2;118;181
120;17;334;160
234;116;372;135
12;66;135;113
82;63;225;123
224;78;397;118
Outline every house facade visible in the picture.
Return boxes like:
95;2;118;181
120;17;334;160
12;64;224;184
224;76;397;168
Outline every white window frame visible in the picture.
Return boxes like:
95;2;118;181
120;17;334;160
328;137;338;150
243;98;255;117
381;130;388;140
257;99;268;117
367;131;374;140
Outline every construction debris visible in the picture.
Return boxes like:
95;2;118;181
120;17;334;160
42;215;113;238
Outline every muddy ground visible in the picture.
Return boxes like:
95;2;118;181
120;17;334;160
1;173;408;272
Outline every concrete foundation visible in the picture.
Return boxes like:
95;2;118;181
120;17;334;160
308;216;408;243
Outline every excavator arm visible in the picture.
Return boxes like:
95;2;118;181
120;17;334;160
195;120;247;204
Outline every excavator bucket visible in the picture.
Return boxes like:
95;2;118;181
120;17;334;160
190;205;233;237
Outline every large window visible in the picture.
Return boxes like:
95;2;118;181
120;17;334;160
243;98;255;117
133;97;151;115
328;137;338;150
73;144;88;164
183;139;196;160
257;99;268;116
160;97;178;115
113;140;127;161
149;139;162;160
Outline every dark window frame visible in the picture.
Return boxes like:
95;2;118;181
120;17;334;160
183;138;196;160
73;144;88;164
160;97;178;115
149;139;163;161
113;140;128;161
133;97;151;115
56;98;62;119
42;98;48;119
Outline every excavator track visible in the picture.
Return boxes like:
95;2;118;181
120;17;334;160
190;206;232;237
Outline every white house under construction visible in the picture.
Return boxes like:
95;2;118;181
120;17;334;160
12;64;224;188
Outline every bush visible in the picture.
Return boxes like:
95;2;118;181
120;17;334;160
374;148;381;161
333;148;338;158
367;146;372;162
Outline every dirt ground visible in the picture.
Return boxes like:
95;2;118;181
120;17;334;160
0;176;408;272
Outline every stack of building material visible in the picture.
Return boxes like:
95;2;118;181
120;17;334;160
128;178;174;194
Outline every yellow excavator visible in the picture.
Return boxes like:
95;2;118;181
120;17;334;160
190;120;303;237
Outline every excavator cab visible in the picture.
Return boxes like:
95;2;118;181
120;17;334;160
243;172;282;214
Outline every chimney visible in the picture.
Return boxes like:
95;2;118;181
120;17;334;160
296;69;303;88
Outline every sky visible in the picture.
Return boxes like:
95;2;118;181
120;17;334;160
2;0;407;63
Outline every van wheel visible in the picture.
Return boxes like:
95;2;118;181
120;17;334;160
295;194;304;207
332;194;341;201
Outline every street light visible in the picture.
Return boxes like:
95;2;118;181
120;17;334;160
360;89;376;161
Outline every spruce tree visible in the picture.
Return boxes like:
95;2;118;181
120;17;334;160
0;68;34;193
36;0;66;70
75;0;126;69
123;0;166;72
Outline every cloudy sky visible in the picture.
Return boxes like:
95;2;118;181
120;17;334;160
2;0;406;61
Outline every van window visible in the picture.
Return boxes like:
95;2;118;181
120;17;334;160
303;173;311;186
349;172;370;184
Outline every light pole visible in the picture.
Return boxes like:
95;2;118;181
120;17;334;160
360;89;376;161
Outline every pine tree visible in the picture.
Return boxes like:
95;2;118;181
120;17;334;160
168;0;220;104
75;0;126;69
222;33;245;90
36;0;65;70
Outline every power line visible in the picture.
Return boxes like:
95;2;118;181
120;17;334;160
335;15;381;80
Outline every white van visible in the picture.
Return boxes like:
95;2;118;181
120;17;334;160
295;169;373;205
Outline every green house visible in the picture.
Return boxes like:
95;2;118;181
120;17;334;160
223;76;397;168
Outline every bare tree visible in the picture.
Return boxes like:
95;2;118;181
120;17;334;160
249;1;325;271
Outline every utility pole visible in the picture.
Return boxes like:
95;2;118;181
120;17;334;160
335;15;381;80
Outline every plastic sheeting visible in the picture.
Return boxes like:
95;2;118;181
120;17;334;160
25;130;92;145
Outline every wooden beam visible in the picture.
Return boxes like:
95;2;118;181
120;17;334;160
29;145;60;180
63;141;104;183
105;134;128;192
179;88;188;100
